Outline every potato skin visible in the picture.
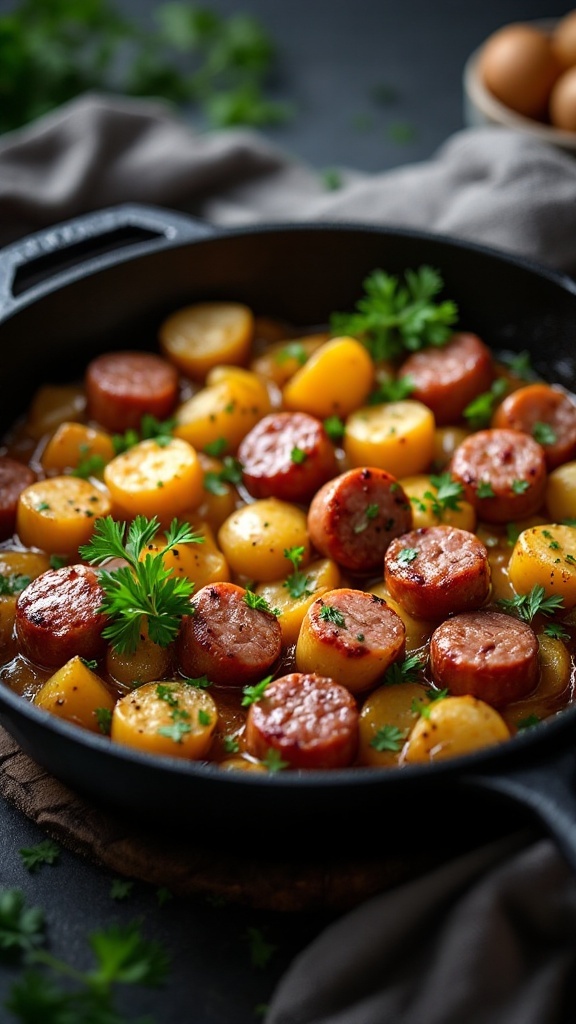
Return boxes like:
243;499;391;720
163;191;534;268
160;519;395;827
403;695;510;764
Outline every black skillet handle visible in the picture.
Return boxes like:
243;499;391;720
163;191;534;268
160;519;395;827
0;204;217;317
459;746;576;874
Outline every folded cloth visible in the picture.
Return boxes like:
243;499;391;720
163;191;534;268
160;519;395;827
1;92;576;1024
264;832;576;1024
1;92;576;276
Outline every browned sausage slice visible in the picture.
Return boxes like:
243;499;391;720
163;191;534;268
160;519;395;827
491;382;576;470
384;525;491;620
85;350;179;433
0;456;36;541
15;564;108;667
296;588;406;693
238;411;338;503
429;609;539;705
397;332;495;425
307;466;412;574
245;671;359;769
177;581;282;687
449;428;547;523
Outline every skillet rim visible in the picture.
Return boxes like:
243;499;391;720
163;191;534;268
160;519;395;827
0;207;576;795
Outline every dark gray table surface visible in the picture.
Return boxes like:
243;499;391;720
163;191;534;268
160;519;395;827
0;2;568;1022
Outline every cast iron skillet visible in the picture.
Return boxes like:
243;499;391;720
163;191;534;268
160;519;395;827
1;203;576;860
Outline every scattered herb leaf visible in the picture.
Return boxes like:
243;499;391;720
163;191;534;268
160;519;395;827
329;266;458;363
79;515;202;653
497;584;564;622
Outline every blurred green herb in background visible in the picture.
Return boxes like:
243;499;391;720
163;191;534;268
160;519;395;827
0;0;292;134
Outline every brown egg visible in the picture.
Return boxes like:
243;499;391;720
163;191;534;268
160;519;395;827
478;22;562;120
552;9;576;69
550;65;576;131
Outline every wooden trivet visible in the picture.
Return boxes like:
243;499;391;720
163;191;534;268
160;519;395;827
0;725;436;912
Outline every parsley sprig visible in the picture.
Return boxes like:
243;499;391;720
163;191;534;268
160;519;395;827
79;515;203;654
497;584;564;623
383;653;426;686
463;377;508;429
411;472;464;520
0;0;290;134
0;574;31;596
283;546;313;599
112;414;176;456
203;455;243;495
329;266;458;362
0;887;169;1020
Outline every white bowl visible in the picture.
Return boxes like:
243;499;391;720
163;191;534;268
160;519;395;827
463;19;576;154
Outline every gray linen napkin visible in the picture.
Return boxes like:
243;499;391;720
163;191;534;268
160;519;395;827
2;92;576;275
1;91;576;1024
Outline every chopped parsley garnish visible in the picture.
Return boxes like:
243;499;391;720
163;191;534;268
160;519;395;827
203;455;243;494
329;266;458;362
323;415;346;443
0;1;290;135
19;841;60;874
112;413;175;454
384;653;426;686
182;675;212;689
411;689;448;719
368;375;415;404
262;748;289;773
244;591;280;616
79;515;203;653
283;546;313;599
476;480;495;499
0;892;169;1016
241;675;273;706
276;341;308;366
411;472;464;520
511;478;529;494
71;450;107;479
223;734;240;754
516;714;541;730
532;421;558;446
498;349;534;380
463;377;508;429
321;168;343;191
370;724;408;752
0;573;30;596
497;584;564;622
203;437;228;457
353;503;380;534
110;878;134;900
506;522;521;546
543;622;570;640
318;604;346;627
397;547;418;565
95;707;112;735
290;446;308;464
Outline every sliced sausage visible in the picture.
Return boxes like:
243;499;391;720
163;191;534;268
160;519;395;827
296;588;406;693
491;382;576;470
307;466;412;574
397;332;495;425
449;428;547;523
384;525;491;620
245;671;359;769
177;581;282;687
0;456;37;541
15;564;108;667
429;609;540;706
85;350;179;433
238;411;338;503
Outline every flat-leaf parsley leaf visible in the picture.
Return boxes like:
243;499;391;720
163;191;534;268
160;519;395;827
79;515;203;654
329;266;458;362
